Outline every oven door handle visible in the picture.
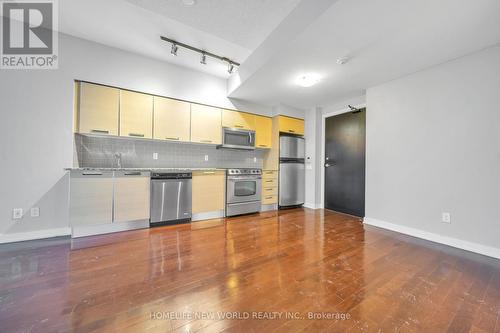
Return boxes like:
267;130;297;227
227;177;261;181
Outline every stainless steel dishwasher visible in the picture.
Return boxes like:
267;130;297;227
150;172;192;226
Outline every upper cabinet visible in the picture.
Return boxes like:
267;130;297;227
120;90;153;139
191;104;222;144
278;115;304;135
222;109;256;131
154;97;191;142
77;83;119;136
255;115;272;149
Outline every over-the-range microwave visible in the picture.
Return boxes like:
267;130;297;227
217;127;256;150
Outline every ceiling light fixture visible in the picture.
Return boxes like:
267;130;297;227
171;43;178;56
182;0;196;6
336;57;349;65
295;73;322;88
161;36;240;74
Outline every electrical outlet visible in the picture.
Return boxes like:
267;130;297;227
153;153;159;160
204;155;209;162
31;207;40;217
442;212;451;224
253;157;257;163
12;208;23;220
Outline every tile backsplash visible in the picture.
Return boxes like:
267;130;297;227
75;134;265;169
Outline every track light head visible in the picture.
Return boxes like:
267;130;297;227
227;61;235;74
200;52;206;65
171;43;178;56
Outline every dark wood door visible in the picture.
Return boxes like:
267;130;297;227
324;109;366;217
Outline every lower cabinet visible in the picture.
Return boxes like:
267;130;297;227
69;171;114;227
192;170;225;220
113;171;150;223
262;170;278;206
69;170;150;237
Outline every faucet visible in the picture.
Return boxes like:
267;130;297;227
114;153;122;169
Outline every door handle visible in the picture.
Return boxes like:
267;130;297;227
325;163;332;168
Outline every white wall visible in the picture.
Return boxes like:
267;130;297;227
366;44;500;253
0;33;271;238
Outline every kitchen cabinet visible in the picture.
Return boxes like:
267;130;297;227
222;109;255;130
261;170;278;205
192;170;225;214
78;83;119;136
153;97;191;142
113;171;150;223
255;115;272;148
120;90;153;139
278;115;304;135
191;104;222;144
69;171;114;227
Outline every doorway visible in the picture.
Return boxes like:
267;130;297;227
324;108;366;217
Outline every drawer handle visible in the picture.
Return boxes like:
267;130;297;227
200;140;213;143
91;129;109;134
166;137;180;141
82;172;103;176
235;125;244;128
124;172;141;176
265;196;273;199
129;133;145;137
265;180;273;183
203;171;215;175
259;145;268;148
265;188;273;191
289;129;295;133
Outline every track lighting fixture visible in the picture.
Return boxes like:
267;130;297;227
171;43;178;56
227;61;235;74
161;36;240;74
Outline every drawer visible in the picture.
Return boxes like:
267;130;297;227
262;186;278;196
262;178;277;187
262;195;277;205
262;170;278;179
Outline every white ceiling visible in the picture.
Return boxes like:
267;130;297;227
229;0;500;109
59;0;299;78
123;0;301;50
58;0;500;108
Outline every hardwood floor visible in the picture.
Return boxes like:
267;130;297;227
1;208;499;333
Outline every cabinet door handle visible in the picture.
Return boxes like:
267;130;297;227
235;125;244;128
203;171;215;175
82;172;103;176
166;137;179;141
200;140;212;143
124;172;141;176
259;145;268;148
129;133;145;137
289;129;295;133
91;129;109;134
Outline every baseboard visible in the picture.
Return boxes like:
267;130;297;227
0;227;71;244
72;219;149;238
304;203;321;209
192;210;225;222
261;204;278;212
364;217;500;260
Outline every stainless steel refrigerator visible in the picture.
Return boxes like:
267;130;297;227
279;135;305;208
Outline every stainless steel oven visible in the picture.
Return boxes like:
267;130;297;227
218;128;256;150
226;169;262;216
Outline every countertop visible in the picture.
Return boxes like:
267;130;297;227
65;167;226;172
